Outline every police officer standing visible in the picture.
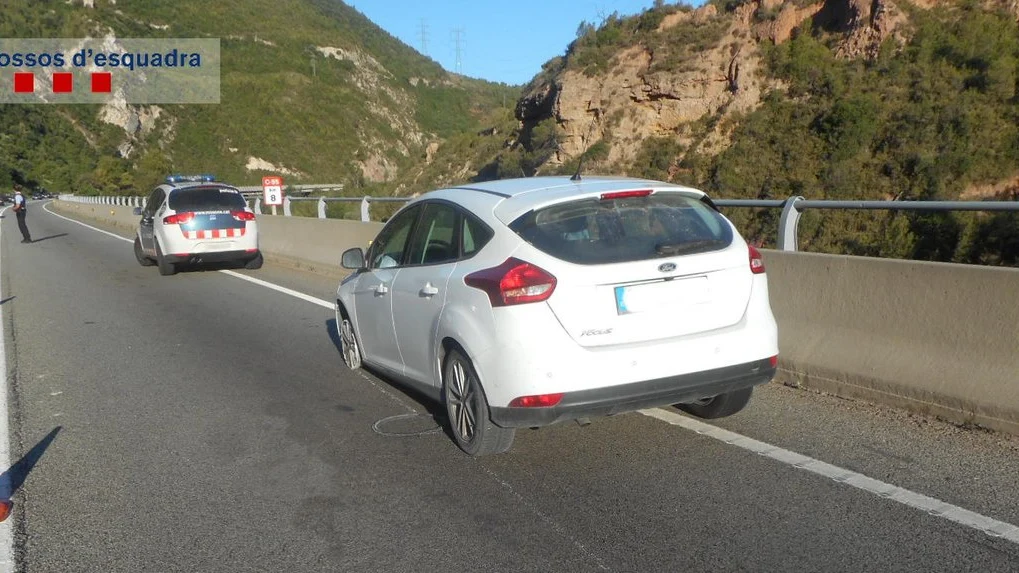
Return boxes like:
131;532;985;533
12;185;31;243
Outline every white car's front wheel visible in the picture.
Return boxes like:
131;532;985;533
443;348;514;456
338;311;361;370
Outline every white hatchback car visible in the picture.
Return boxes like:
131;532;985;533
133;176;262;275
336;176;778;456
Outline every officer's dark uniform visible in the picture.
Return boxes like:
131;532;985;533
13;190;31;243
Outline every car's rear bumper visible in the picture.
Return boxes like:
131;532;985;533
488;358;775;428
165;249;260;264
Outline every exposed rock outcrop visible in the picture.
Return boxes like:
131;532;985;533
814;0;910;58
512;0;921;173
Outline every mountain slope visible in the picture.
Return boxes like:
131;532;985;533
0;0;519;194
485;0;1019;265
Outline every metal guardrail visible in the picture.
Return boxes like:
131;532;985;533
263;196;407;221
58;194;147;208
57;193;406;222
57;193;1019;250
715;196;1019;251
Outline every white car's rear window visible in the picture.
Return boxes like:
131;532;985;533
509;193;733;265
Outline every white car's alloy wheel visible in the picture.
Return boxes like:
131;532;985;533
442;349;514;456
340;318;361;370
447;359;475;442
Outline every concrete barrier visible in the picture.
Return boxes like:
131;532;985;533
762;250;1019;435
49;200;1019;434
49;200;383;279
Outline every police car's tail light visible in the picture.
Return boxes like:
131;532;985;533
163;212;195;225
231;210;256;222
464;258;557;307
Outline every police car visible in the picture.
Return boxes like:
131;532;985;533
133;175;262;276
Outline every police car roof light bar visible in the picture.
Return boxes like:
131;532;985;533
166;174;216;184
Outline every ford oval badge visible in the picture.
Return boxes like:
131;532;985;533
658;262;676;272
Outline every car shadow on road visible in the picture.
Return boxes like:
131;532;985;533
29;233;69;244
324;319;453;440
174;260;247;274
1;426;61;500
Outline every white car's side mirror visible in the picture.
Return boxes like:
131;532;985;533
341;248;366;270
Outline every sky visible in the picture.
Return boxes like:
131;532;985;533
352;0;665;85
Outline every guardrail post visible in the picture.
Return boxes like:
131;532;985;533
254;198;262;214
283;196;292;217
777;196;805;252
361;197;370;222
317;197;326;219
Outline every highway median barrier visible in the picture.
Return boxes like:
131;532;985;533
763;250;1019;435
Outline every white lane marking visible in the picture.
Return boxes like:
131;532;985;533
43;203;132;243
640;407;1019;545
0;205;15;572
44;204;336;310
218;271;333;310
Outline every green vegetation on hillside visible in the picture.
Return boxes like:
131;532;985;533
535;2;726;79
623;3;1019;265
0;0;518;198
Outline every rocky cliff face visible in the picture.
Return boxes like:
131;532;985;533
514;0;915;172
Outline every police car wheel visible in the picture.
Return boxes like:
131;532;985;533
134;237;155;267
244;251;263;270
155;241;177;276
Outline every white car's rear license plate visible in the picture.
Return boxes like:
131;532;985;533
615;276;709;315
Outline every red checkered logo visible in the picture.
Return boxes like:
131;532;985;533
181;228;247;240
13;73;34;93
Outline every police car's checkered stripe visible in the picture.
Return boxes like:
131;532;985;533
182;228;246;240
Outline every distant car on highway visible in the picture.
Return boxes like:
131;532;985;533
335;176;779;456
133;175;262;276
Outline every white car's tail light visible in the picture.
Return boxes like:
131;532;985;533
464;257;557;307
749;244;766;274
599;189;652;200
163;212;195;225
508;393;564;408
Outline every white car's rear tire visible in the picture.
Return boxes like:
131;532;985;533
677;387;753;419
443;348;514;456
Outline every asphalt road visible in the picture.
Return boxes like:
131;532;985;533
1;203;1018;572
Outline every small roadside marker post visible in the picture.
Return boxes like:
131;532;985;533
262;176;284;216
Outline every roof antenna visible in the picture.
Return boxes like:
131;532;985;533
570;154;585;182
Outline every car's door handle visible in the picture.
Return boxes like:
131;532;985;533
374;283;389;295
420;284;439;297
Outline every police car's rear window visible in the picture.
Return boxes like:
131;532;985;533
508;192;733;265
168;187;246;212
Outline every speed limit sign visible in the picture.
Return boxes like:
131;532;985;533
262;176;284;206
